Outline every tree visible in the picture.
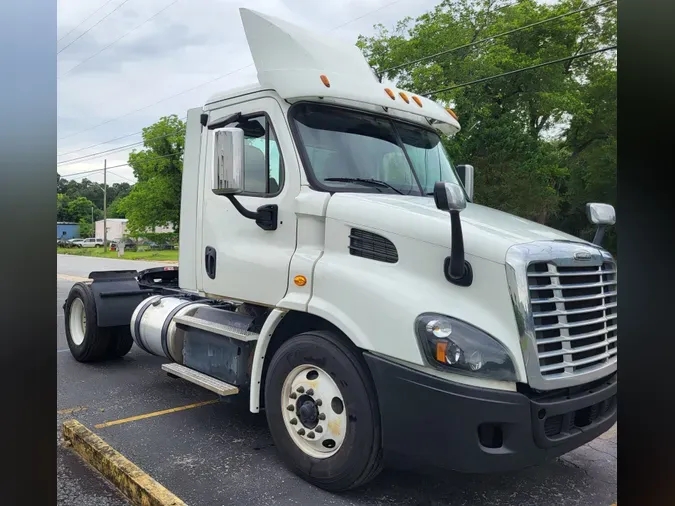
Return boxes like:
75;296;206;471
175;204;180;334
357;0;616;234
119;115;185;235
57;173;132;221
78;218;94;238
66;196;97;223
57;193;70;222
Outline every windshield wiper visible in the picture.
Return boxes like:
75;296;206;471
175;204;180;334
324;177;404;195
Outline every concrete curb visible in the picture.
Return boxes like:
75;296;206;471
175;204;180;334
63;419;187;506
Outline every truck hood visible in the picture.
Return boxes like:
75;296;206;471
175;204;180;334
325;193;589;264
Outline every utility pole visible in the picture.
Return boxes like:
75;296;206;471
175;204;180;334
91;206;94;236
103;159;107;251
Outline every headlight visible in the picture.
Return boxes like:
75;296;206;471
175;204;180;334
415;313;517;381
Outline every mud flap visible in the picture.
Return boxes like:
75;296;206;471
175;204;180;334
87;270;154;327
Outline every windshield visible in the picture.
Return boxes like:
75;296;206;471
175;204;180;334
290;103;462;196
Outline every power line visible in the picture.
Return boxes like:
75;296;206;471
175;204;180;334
59;0;182;78
425;45;617;96
58;0;132;55
58;140;143;165
59;151;182;180
379;0;616;75
57;127;185;166
58;64;246;140
57;0;118;44
59;167;105;179
331;0;405;31
106;152;182;171
58;0;410;145
379;0;531;62
58;130;146;157
57;116;187;157
108;170;135;183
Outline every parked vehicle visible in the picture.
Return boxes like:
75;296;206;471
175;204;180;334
110;239;138;252
69;239;85;248
79;238;104;248
62;8;617;493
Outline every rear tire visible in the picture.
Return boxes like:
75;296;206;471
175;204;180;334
264;330;383;492
106;326;134;358
64;283;111;362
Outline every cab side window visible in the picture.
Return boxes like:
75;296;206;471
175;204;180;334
234;115;284;195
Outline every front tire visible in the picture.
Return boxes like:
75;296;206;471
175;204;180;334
64;283;111;362
264;330;383;491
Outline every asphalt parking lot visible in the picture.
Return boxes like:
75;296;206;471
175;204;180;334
57;255;617;506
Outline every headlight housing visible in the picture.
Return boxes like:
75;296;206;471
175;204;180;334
415;313;517;382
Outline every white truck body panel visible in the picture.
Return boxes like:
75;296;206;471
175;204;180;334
199;96;299;305
178;107;206;293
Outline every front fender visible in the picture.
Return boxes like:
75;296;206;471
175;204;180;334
307;221;527;385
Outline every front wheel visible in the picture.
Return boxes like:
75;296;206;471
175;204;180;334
264;331;383;491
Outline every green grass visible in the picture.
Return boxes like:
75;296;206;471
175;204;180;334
57;247;178;262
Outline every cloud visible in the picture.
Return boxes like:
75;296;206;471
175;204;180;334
57;0;441;182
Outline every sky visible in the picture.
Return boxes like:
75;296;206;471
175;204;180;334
56;0;448;185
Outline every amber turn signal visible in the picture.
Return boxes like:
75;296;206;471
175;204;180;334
435;341;448;363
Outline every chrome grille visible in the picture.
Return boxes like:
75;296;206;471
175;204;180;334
527;261;617;378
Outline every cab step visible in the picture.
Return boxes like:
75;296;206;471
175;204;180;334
173;315;259;342
161;363;239;396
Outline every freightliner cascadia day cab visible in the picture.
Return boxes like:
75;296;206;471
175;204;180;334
63;8;618;492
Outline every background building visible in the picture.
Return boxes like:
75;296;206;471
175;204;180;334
95;219;175;241
57;222;80;239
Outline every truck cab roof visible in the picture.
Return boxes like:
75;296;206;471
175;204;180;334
202;8;460;137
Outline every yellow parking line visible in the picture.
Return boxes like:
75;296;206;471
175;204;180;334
94;399;220;429
63;419;186;506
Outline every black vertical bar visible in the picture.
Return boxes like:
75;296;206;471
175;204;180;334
265;117;270;194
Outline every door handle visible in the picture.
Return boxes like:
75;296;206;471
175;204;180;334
205;246;217;279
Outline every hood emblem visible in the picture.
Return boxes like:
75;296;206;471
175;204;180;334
574;251;592;261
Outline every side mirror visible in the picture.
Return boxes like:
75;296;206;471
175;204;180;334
586;203;616;247
212;127;244;195
455;164;474;201
433;181;466;212
211;126;278;231
433;182;472;287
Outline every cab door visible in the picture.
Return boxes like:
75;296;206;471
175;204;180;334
198;97;298;305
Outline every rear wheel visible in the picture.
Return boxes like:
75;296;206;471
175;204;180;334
64;283;111;362
264;330;383;491
106;326;134;358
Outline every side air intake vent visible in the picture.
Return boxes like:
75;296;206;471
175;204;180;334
348;228;398;263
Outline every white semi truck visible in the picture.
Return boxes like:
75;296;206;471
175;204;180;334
63;9;617;492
